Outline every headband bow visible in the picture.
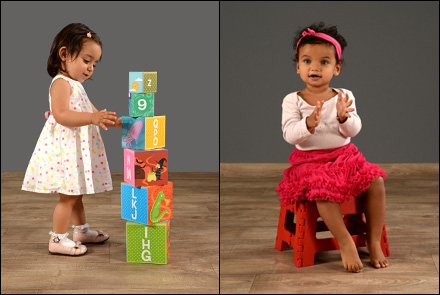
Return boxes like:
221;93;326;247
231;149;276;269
296;28;342;60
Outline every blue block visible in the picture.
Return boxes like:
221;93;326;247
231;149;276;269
121;182;173;226
121;183;150;225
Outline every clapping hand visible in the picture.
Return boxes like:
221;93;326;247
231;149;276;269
306;100;324;133
336;92;355;123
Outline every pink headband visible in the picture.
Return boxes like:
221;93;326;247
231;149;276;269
296;28;342;60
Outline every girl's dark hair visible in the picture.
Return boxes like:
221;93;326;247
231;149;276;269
293;22;347;65
47;23;103;78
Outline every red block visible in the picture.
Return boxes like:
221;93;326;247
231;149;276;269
124;148;168;187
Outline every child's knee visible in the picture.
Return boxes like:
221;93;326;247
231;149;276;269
374;176;385;189
59;194;82;205
368;177;385;195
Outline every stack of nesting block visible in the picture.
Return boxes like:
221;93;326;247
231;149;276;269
121;72;172;264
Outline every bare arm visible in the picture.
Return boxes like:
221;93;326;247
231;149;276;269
50;79;93;127
50;79;117;130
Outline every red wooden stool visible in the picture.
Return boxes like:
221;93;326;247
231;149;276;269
275;196;390;267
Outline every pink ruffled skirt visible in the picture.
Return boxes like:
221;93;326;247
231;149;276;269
275;143;387;206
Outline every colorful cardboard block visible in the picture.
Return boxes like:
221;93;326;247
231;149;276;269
121;181;173;225
128;93;154;118
124;148;168;187
129;72;157;93
122;116;166;150
126;220;170;264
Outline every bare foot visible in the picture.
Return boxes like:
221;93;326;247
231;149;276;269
367;242;389;269
339;239;363;273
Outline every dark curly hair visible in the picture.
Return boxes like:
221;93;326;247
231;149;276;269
47;23;103;78
293;22;347;66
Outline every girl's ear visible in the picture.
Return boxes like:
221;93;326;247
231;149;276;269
334;61;342;77
58;46;68;61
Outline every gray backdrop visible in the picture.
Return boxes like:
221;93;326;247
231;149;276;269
220;1;439;163
1;1;219;172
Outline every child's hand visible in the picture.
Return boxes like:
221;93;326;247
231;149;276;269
91;109;117;131
115;117;122;129
103;116;122;129
336;92;355;123
306;100;324;133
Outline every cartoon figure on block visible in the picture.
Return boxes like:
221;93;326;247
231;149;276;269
122;119;144;148
150;191;170;223
155;158;167;180
124;149;168;187
131;82;139;92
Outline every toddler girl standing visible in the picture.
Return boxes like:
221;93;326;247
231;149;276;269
275;22;389;272
22;23;122;256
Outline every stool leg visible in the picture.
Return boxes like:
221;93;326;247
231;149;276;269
275;206;290;251
294;202;319;267
381;224;390;257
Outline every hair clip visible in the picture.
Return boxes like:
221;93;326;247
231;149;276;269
87;32;92;38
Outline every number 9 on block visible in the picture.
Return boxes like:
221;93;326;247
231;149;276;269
128;93;154;117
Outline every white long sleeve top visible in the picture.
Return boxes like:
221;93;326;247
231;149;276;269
281;88;362;151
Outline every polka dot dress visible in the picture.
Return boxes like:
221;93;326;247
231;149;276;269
22;75;113;195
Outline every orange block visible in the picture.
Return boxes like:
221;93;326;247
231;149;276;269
144;116;166;149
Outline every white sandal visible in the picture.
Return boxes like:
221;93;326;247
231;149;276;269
72;223;109;244
48;232;87;256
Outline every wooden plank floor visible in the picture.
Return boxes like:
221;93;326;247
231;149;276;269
1;172;219;294
220;163;439;294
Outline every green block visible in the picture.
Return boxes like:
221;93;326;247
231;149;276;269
126;220;170;264
129;93;154;117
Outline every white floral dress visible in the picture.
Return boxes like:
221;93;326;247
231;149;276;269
22;75;113;195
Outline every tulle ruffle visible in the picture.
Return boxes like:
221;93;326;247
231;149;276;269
275;143;387;206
